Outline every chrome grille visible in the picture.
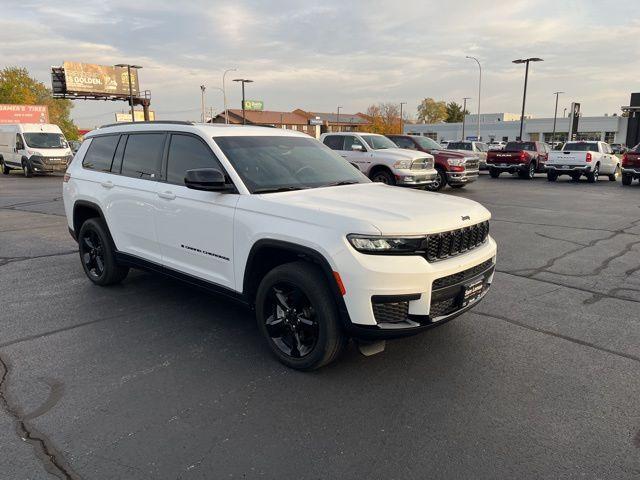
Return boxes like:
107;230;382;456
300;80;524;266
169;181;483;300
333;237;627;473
423;221;489;262
411;157;434;170
464;158;479;170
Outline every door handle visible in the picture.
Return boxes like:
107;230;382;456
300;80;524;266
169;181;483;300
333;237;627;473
100;181;114;189
157;191;176;200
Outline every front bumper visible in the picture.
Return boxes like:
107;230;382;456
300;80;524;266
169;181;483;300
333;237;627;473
336;236;497;339
395;168;437;186
447;169;479;185
29;156;70;173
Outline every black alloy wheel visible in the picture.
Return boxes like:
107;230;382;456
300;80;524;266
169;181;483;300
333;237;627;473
80;228;105;281
264;283;319;359
77;218;129;286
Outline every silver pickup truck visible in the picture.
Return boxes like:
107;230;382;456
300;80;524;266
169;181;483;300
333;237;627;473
546;141;621;183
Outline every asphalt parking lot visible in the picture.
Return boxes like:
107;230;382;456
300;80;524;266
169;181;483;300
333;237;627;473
1;171;640;479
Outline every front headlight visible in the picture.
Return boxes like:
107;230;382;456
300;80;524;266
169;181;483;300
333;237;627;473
347;234;423;254
392;160;411;169
447;158;465;167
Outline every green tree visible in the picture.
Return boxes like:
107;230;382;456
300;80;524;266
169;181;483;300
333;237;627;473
416;98;447;124
0;67;79;140
445;101;469;123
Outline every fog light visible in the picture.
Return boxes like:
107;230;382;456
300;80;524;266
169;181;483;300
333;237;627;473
404;176;414;182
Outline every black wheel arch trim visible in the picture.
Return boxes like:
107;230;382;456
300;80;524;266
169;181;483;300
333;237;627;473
71;200;111;243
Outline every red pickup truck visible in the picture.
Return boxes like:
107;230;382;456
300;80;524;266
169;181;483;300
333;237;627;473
486;141;550;180
622;144;640;186
386;135;479;191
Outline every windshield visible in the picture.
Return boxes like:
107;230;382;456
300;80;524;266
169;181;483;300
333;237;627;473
505;142;536;151
414;137;442;150
447;142;472;151
23;132;68;149
213;136;369;193
563;142;599;152
360;135;398;150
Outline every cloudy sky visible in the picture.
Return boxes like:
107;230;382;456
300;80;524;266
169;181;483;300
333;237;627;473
1;0;638;127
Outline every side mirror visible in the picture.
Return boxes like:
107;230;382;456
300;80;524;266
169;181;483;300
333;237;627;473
351;144;364;152
184;168;233;192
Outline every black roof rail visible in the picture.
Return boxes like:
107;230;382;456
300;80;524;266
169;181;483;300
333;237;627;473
98;120;194;128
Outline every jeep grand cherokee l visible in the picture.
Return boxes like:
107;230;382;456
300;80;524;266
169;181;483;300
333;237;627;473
63;122;497;370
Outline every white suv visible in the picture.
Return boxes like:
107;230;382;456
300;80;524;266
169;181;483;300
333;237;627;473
63;122;497;370
320;132;437;186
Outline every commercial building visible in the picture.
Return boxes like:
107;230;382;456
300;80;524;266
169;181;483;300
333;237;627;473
405;112;628;144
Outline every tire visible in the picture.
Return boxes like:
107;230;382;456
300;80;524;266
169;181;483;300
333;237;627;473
608;165;620;182
425;167;446;191
586;164;600;183
622;174;632;186
78;218;129;286
489;167;500;178
449;184;465;189
547;170;558;182
255;261;345;370
370;168;395;185
0;158;9;175
22;160;32;178
519;161;535;179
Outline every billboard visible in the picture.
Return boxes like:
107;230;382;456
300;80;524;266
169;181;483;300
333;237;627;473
115;111;155;122
243;100;264;111
0;104;49;124
568;102;581;141
62;62;139;96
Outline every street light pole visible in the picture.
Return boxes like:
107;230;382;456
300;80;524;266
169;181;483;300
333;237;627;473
466;56;482;141
512;57;543;140
462;97;471;140
399;102;406;134
552;91;564;145
336;106;342;132
233;79;253;125
200;85;206;123
222;68;237;124
115;64;142;122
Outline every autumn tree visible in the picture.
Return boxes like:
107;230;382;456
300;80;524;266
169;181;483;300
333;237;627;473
416;98;447;124
0;67;79;140
445;101;469;123
361;103;402;134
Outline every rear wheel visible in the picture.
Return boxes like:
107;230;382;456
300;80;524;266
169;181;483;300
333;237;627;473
78;218;129;286
425;167;446;191
489;168;500;178
1;158;9;175
256;261;345;370
586;164;600;183
547;170;558;182
370;168;395;185
608;165;620;181
519;161;535;179
622;174;632;186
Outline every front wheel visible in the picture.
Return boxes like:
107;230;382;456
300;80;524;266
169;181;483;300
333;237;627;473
22;160;32;178
608;165;620;181
586;164;600;183
622;174;633;186
425;167;446;191
256;261;345;370
370;169;396;185
547;170;558;182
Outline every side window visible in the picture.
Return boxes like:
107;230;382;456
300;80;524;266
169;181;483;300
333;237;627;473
166;134;223;185
16;134;24;150
82;135;120;172
323;135;344;150
343;135;365;151
121;133;165;180
393;137;416;149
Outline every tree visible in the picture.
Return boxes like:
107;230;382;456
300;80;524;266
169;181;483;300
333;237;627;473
416;98;447;124
445;101;469;123
0;67;79;140
360;102;402;134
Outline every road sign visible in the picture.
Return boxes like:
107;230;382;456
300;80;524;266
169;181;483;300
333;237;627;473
243;100;264;111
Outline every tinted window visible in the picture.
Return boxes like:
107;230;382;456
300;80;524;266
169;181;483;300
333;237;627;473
167;134;222;185
323;135;344;150
447;142;472;151
391;136;416;149
121;133;165;179
83;135;120;171
344;135;365;150
505;142;536;151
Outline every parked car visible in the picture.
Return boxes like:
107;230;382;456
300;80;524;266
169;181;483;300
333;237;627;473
0;123;73;177
320;132;436;187
621;144;640;185
546;141;621;182
440;140;449;149
487;141;506;150
386;134;479;191
446;141;489;169
611;143;628;154
486;141;550;180
62;122;497;370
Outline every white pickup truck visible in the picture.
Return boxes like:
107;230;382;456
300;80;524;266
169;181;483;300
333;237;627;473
546;141;621;183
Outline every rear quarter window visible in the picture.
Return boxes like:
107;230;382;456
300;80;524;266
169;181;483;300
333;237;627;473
82;135;120;172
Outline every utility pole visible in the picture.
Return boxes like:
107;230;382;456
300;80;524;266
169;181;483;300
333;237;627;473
233;78;253;125
512;57;543;140
462;97;471;140
336;106;342;133
466;56;482;140
399;102;406;134
222;68;237;124
200;85;206;123
115;64;142;122
551;91;564;144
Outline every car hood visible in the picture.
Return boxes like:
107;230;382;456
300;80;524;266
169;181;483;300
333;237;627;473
431;149;467;159
372;148;434;161
242;183;491;235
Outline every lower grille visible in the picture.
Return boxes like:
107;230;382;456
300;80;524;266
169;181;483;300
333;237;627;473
432;259;494;290
429;298;458;318
372;301;409;324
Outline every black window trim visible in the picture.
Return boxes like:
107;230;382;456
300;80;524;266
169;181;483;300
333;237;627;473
81;133;121;173
119;131;168;181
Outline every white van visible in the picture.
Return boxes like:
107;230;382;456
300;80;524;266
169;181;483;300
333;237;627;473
0;123;73;177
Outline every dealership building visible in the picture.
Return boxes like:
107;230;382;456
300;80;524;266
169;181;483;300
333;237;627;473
404;112;629;145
